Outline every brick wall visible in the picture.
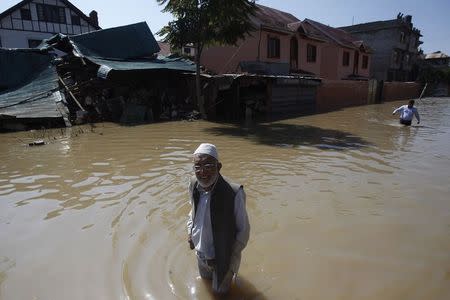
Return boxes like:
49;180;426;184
316;79;368;112
382;82;421;102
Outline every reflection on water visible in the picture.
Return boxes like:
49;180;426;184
0;98;449;299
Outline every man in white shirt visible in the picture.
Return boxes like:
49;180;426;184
187;143;250;294
392;99;421;126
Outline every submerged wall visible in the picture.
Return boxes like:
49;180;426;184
316;79;369;112
316;80;422;112
382;82;421;102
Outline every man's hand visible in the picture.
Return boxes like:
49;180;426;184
188;236;195;250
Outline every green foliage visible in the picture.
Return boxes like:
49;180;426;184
156;0;257;52
418;67;450;84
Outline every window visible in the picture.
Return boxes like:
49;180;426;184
404;54;410;65
306;44;316;62
183;47;191;54
393;50;400;64
267;36;280;58
36;4;66;24
362;55;369;69
71;15;80;25
20;8;32;20
342;51;350;66
400;32;405;43
28;39;42;48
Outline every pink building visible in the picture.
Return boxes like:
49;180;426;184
201;5;371;80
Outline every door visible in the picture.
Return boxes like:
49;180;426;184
290;37;298;72
353;51;359;75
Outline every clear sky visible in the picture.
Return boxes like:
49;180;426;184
1;0;449;54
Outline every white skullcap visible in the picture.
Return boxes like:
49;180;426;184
193;143;219;160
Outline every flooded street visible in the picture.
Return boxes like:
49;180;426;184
1;98;449;300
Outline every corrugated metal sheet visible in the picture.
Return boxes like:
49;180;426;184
0;66;63;119
0;48;53;91
90;55;195;74
40;22;196;77
70;22;160;59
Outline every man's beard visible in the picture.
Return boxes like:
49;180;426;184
197;172;219;189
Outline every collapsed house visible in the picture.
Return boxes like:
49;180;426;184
0;22;196;131
0;48;69;131
1;21;326;132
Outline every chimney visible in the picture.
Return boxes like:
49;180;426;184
405;15;412;23
89;10;98;27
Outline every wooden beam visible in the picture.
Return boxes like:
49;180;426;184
58;76;85;111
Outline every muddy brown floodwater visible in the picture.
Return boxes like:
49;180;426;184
0;98;449;300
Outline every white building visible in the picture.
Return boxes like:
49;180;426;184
0;0;100;49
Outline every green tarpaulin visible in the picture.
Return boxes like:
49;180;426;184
41;22;196;77
0;48;53;91
0;64;63;119
70;22;160;59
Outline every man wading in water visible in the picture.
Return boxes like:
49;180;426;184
187;143;250;294
392;99;421;126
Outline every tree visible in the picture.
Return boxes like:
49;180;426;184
157;0;257;118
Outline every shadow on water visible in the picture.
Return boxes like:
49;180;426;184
202;276;268;300
206;122;371;150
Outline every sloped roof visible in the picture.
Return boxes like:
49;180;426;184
69;22;160;59
425;51;449;59
0;50;62;119
39;22;195;78
0;48;53;91
91;56;196;74
0;0;100;30
289;21;328;42
252;4;299;30
304;19;371;52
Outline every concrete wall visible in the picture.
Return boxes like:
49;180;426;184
201;30;371;80
202;29;294;74
320;45;371;80
298;37;322;76
316;79;368;112
346;27;420;81
382;82;421;102
317;80;421;112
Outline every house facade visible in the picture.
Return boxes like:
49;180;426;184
200;4;371;80
339;14;422;82
0;0;100;49
295;19;371;79
424;51;450;69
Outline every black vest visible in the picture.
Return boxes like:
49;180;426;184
190;174;242;286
